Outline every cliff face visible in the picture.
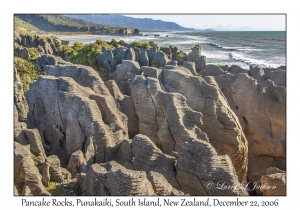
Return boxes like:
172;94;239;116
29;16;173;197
13;39;286;196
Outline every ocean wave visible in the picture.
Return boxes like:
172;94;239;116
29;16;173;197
208;43;241;51
228;52;281;68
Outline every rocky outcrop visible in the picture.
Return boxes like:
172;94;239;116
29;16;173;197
160;47;172;60
24;129;47;163
18;47;29;59
85;164;109;196
147;171;184;196
14;66;28;122
260;167;286;196
26;64;128;167
204;67;286;182
37;54;70;71
46;155;64;183
264;69;286;87
105;80;139;138
228;65;249;75
200;64;225;76
66;150;88;178
146;47;170;68
182;61;198;76
110;60;247;182
186;46;206;72
95;47;117;80
14;142;50;196
131;134;178;188
14;65;32;146
161;65;248;182
131;74;208;156
104;161;155;195
177;139;248;196
14;34;60;57
113;60;142;96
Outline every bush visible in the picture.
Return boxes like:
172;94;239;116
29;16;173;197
14;57;45;93
118;39;127;46
131;41;156;49
28;47;43;61
150;60;158;67
195;44;200;49
177;50;186;58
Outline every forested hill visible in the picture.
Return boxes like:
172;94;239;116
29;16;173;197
65;14;195;31
15;14;140;35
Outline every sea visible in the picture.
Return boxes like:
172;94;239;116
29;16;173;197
62;31;286;69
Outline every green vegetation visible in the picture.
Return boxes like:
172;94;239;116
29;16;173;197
114;55;119;63
131;41;157;49
14;16;44;35
109;38;127;47
195;44;200;49
150;60;158;67
60;39;114;80
14;57;45;93
46;181;81;196
46;182;67;196
28;47;43;61
177;50;185;58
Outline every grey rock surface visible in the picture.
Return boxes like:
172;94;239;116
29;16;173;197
85;164;109;196
206;70;286;182
14;142;50;196
26;64;128;168
187;46;206;72
177;139;248;196
162;66;248;182
66;150;88;177
105;80;139;138
132;134;178;188
104;161;155;196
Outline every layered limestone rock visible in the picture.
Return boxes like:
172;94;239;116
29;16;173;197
85;164;109;196
14;34;60;57
264;68;286;87
110;60;247;182
147;171;184;196
161;65;248;182
95;47;117;80
260;168;286;196
186;46;206;72
203;66;286;181
177;139;248;196
113;60;142;96
26;65;128;167
131;134;178;188
14;142;50;196
14;66;28;122
37;54;70;71
131;74;208;155
24;129;47;163
46;155;64;183
66;150;88;177
84;161;156;196
105;80;139;138
200;64;225;76
14;105;29;145
104;161;155;195
182;61;198;76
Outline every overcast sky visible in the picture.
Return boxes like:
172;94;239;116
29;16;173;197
124;15;286;31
